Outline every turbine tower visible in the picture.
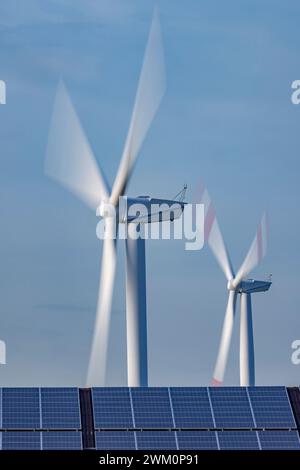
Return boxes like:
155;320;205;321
199;186;271;386
45;9;185;387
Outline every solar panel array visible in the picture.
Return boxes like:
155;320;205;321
0;388;82;450
0;387;299;450
91;386;300;450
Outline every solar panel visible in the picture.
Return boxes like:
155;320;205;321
258;431;300;450
2;431;41;450
248;387;296;428
218;431;259;450
92;388;133;429
177;431;218;450
41;388;81;429
136;431;177;450
131;388;173;428
170;388;214;428
42;431;82;450
2;388;40;429
209;387;254;428
96;431;136;450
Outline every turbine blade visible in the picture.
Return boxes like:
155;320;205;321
45;80;110;210
212;290;237;385
233;212;268;288
197;184;234;281
86;222;117;386
110;7;166;205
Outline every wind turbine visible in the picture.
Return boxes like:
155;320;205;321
45;9;185;387
199;186;271;386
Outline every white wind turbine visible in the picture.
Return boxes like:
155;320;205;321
45;9;185;387
199;186;271;386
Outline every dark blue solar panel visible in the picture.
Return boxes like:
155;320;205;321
2;388;40;429
2;432;41;450
42;431;82;450
170;388;214;428
177;431;218;450
258;431;300;450
248;387;296;428
41;388;81;429
136;431;177;450
209;387;254;428
96;431;136;450
131;388;173;428
218;431;259;450
92;388;133;429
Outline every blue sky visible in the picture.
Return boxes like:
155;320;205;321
0;0;299;386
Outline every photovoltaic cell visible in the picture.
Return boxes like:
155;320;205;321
136;431;177;450
177;431;218;450
258;431;300;450
209;387;254;428
218;431;259;450
96;431;136;450
92;388;133;429
131;388;173;428
42;431;82;450
2;388;40;429
2;432;41;450
248;387;296;428
170;388;214;428
41;388;81;429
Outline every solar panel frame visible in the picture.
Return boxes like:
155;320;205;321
170;387;215;428
96;431;136;450
218;430;260;450
41;387;81;429
209;387;255;428
42;431;83;450
92;388;134;429
177;430;218;450
131;388;174;429
248;387;296;428
2;388;40;429
136;431;177;450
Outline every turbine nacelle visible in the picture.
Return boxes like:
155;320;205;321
119;196;186;224
227;278;272;294
238;279;272;294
